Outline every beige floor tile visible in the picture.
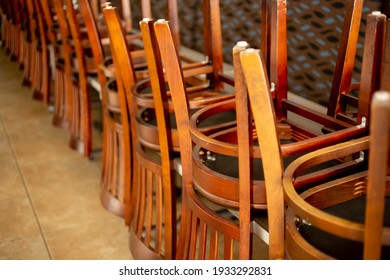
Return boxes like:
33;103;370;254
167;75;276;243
0;143;15;168
1;104;103;165
0;122;14;163
0;61;20;77
45;219;132;260
0;99;50;124
7;136;76;166
0;92;31;109
0;234;50;260
0;195;41;242
26;183;105;234
21;153;101;193
0;160;26;198
4;121;76;166
0;77;30;97
21;156;106;233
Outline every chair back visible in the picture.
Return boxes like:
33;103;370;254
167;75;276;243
364;90;390;259
153;19;241;259
102;5;135;215
365;19;390;259
238;46;286;259
32;0;51;105
39;0;57;46
103;6;179;259
78;0;107;92
65;0;93;157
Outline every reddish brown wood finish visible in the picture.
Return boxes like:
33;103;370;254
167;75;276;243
239;13;389;259
153;18;241;260
31;0;51;105
78;0;185;220
52;0;72;129
102;0;237;258
77;0;127;219
65;0;96;158
103;5;178;259
238;47;286;259
188;2;385;213
282;15;390;259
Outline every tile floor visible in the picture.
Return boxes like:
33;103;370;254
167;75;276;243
0;48;133;260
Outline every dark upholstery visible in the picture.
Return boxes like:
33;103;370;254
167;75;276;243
299;196;390;259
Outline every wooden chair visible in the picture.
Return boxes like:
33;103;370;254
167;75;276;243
19;0;36;87
7;0;21;62
150;19;253;260
23;0;46;101
237;46;288;259
30;0;51;105
16;0;29;70
103;6;160;257
0;1;7;49
281;14;390;260
51;0;72;129
64;0;103;158
259;0;364;126
77;0;167;218
240;13;386;259
323;0;364;123
144;3;382;260
134;0;236;153
283;89;390;259
87;0;232;219
188;1;384;213
239;41;390;259
77;0;124;218
50;0;102;158
103;0;237;257
0;0;15;58
150;16;298;259
177;9;384;259
0;1;5;45
2;0;53;105
138;0;242;231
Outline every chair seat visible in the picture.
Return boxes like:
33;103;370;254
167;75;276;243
136;106;237;151
193;137;341;209
297;196;390;260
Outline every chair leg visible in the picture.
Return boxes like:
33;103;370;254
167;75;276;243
67;79;93;158
52;66;68;129
41;50;51;105
69;82;81;152
21;41;32;86
18;31;25;70
32;48;44;101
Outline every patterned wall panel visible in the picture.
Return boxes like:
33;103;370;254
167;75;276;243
286;0;382;106
128;0;383;106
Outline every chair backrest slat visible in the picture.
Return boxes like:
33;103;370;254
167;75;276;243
239;47;285;259
364;91;390;259
357;12;386;124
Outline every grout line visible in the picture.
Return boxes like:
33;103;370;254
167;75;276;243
0;115;53;260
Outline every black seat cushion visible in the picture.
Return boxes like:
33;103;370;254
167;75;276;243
139;107;237;131
202;139;317;181
299;196;390;259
